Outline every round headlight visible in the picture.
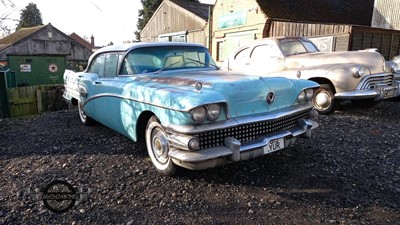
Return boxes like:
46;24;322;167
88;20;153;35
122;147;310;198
207;104;221;121
297;91;306;102
390;63;400;73
191;106;207;123
353;65;365;78
305;89;314;101
188;138;200;151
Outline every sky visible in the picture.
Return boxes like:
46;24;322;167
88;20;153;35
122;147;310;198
1;0;216;46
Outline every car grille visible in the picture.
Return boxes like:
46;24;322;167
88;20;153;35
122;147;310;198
359;74;394;89
198;110;310;150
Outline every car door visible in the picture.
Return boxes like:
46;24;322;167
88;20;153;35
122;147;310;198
228;47;252;73
248;44;285;76
90;53;124;132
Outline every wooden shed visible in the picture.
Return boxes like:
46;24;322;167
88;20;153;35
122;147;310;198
0;23;93;117
140;0;213;46
211;0;400;61
372;0;400;30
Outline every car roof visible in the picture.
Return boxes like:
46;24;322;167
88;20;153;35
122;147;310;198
95;42;207;54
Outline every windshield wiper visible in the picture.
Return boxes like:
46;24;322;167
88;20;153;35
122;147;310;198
154;61;181;74
186;57;219;70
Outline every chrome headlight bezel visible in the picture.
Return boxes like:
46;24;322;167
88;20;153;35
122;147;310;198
353;65;365;78
190;103;222;123
206;104;221;121
297;88;314;103
305;89;314;100
190;106;207;123
390;63;400;73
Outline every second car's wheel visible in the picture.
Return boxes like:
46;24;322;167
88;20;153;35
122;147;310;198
145;116;177;176
312;84;336;115
78;102;94;125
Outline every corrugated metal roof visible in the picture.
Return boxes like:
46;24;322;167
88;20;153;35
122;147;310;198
170;0;213;20
256;0;374;26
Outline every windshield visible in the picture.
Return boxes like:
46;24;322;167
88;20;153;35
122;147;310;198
121;45;218;74
280;40;319;56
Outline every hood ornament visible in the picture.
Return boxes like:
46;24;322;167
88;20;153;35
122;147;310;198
266;92;275;104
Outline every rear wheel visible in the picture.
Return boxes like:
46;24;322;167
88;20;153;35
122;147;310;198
145;116;176;176
313;84;336;114
78;102;94;125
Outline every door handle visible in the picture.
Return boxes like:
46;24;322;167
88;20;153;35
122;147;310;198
95;81;102;85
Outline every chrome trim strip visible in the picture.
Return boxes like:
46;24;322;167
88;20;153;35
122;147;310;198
335;89;378;100
163;103;313;135
335;83;400;100
82;93;227;113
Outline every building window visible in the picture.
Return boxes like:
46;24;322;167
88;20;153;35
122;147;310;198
217;41;224;61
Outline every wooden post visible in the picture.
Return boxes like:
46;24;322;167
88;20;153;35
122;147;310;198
36;88;42;114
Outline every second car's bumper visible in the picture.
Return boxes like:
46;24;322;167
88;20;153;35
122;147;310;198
334;81;400;100
168;118;318;170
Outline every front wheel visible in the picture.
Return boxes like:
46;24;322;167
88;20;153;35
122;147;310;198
78;102;94;125
145;116;177;176
312;84;336;115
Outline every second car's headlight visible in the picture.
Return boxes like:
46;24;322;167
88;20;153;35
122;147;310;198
353;65;365;78
190;106;207;123
390;63;400;73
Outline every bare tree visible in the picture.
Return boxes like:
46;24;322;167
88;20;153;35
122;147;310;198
0;0;16;37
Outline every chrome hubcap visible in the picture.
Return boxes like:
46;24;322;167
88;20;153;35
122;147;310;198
79;104;86;120
151;128;169;164
315;91;331;110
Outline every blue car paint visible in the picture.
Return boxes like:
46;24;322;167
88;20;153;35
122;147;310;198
77;69;318;142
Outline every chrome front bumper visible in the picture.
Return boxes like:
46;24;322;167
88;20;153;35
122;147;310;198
335;81;400;100
168;118;318;170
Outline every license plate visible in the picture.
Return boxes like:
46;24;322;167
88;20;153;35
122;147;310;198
263;138;285;154
384;89;395;98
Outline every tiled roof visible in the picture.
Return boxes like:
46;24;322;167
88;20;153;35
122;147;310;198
0;25;46;45
69;32;94;50
0;25;47;52
256;0;374;26
171;0;213;20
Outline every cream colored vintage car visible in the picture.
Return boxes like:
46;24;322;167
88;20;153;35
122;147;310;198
221;36;400;114
389;55;400;81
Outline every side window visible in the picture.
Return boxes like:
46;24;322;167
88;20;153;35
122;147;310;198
88;53;119;78
104;54;118;77
234;47;251;61
251;44;281;60
88;54;105;76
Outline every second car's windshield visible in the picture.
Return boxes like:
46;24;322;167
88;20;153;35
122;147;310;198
121;46;218;74
280;40;319;56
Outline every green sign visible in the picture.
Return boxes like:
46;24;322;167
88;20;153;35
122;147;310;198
218;10;247;29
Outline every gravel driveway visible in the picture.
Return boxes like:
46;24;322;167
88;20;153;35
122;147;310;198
1;100;399;224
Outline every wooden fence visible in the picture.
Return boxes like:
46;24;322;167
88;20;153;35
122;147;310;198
6;84;65;118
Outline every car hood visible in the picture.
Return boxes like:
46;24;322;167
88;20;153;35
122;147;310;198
120;70;315;117
285;51;385;74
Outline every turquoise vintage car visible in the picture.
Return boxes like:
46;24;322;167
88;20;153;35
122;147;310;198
63;42;319;176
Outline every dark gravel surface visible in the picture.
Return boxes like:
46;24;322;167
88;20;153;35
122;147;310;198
1;100;399;224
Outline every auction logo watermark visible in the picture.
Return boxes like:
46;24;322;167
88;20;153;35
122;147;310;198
25;180;94;213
